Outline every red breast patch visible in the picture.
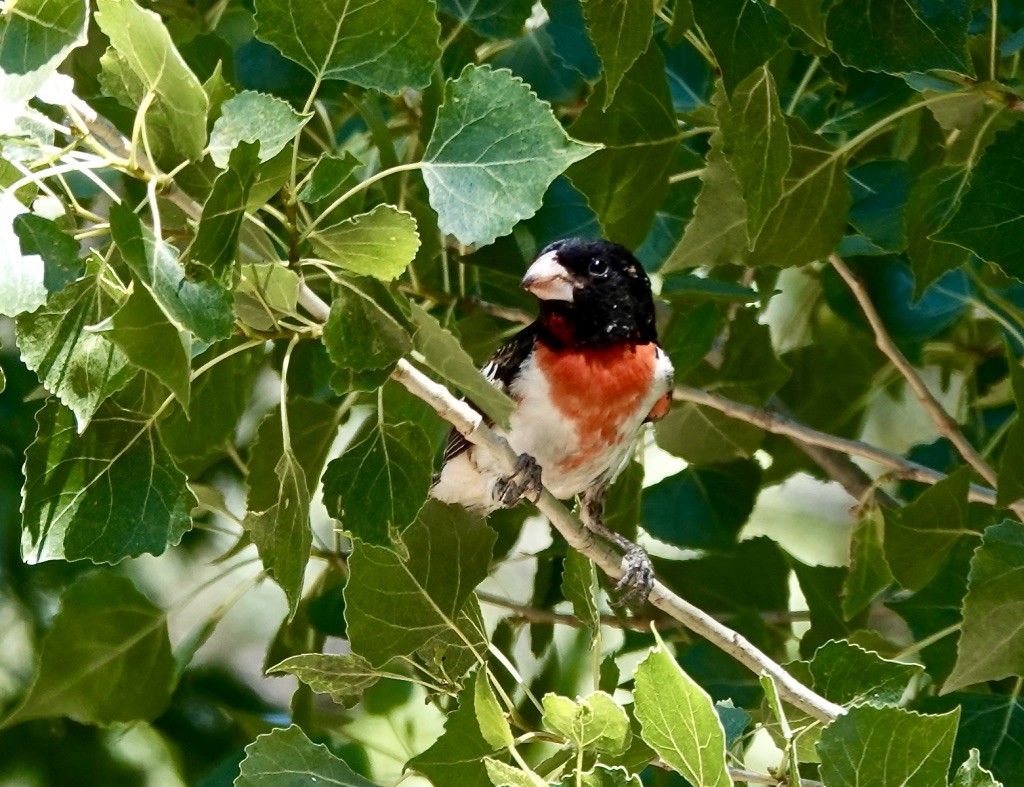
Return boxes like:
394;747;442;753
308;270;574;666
535;342;658;471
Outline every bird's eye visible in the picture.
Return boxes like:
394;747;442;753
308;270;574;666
588;258;609;277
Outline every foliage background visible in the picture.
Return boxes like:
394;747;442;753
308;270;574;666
2;0;1024;784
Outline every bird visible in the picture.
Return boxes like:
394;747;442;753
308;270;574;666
430;237;674;606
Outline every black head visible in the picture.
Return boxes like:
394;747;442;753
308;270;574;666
522;238;657;348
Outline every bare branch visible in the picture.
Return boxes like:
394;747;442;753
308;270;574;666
829;255;997;487
672;384;1001;507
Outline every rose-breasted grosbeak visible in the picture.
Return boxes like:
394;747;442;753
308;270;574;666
431;238;674;605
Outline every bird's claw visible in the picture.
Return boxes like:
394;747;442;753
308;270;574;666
612;546;654;609
493;453;543;507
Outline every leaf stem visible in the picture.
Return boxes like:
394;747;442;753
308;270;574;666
300;162;424;239
991;0;1000;80
787;56;820;115
893;622;962;660
668;167;706;184
831;90;971;160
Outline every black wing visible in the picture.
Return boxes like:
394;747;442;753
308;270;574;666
441;324;537;464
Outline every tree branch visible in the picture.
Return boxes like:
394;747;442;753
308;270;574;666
475;591;810;632
829;255;998;487
296;283;843;723
672;384;1002;507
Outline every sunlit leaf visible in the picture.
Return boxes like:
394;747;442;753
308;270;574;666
22;394;195;564
235;725;378;787
817;706;960;786
422;66;598;247
310;204;421;282
254;0;440;93
94;0;208;161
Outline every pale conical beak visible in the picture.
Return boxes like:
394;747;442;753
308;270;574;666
522;251;575;302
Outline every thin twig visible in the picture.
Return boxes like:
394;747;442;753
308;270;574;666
829;255;1004;494
475;591;810;632
673;385;1001;507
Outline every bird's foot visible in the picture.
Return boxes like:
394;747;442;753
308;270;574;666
611;546;654;609
493;453;543;507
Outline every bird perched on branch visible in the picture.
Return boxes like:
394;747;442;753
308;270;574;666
431;238;674;605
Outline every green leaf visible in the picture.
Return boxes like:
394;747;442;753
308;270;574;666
661;131;747;273
422;66;598;247
0;0;87;109
409;679;501;787
409;303;515;428
719;65;790;243
952;749;1003;787
189;142;261;281
253;0;440;93
15;276;136;430
774;0;826;46
323;275;413;373
825;0;972;76
817;706;960;786
654;399;763;464
157;344;261;473
924;693;1023;783
321;420;433;546
795;640;924;707
1;572;174;728
641;459;760;551
345;500;496;666
100;282;191;408
475;669;514;749
235;262;301;331
997;357;1024;508
208;91;310;169
580;0;654;109
759;675;801;787
884;465;970;591
905;164;972;297
842;505;894;619
562;549;600;645
94;0;209;161
483;759;546;787
718;308;791;400
659;301;723;377
235;725;378;787
692;0;790;94
845;159;910;254
310;204;421;281
0;195;48;317
109;203;234;344
0;0;87;75
13;214;83;294
541;692;631;755
268;653;382;709
945;520;1024;692
567;42;680;247
745;118;850;268
439;0;533;38
245;450;310;615
938;124;1024;279
633;637;731;787
298;152;362;204
22;394;195;564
